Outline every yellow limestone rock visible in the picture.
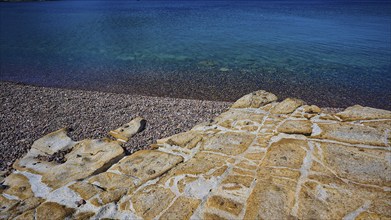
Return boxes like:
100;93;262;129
317;142;390;186
157;130;203;149
0;195;19;219
361;120;391;132
14;197;44;219
231;90;278;108
302;105;322;114
109;150;183;186
271;98;305;114
165;151;229;176
13;128;76;174
87;172;135;191
132;186;176;219
35;202;75;220
0;196;43;219
14;209;35;220
336;105;391;121
1;90;390;220
2;173;34;200
109;117;146;142
201;132;255;155
159;196;201;220
277;119;313;135
312;122;387;147
68;181;103;200
206;195;244;216
41;138;124;189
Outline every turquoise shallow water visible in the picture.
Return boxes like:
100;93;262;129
1;1;390;109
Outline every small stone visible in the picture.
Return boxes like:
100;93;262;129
109;117;146;142
75;199;86;207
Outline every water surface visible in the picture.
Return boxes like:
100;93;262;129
1;1;390;108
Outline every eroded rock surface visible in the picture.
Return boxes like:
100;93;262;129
1;92;390;220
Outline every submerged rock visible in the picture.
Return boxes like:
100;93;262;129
1;92;390;220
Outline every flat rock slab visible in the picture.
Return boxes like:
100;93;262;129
1;93;390;220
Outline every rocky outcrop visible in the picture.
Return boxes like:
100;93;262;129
1;91;390;219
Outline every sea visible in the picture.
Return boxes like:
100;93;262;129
1;0;390;108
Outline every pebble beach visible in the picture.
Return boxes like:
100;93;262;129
0;82;232;174
0;81;344;176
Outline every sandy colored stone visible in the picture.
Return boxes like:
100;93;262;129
159;196;201;220
7;197;43;219
277;119;313;135
258;166;301;180
206;195;244;216
36;202;75;220
232;167;255;176
204;165;229;180
244;152;264;161
30;128;75;155
214;109;266;125
318;142;390;186
131;186;176;219
0;194;19;219
271;98;305;114
68;181;103;200
361;120;391;132
41;139;124;188
94;188;127;206
302;105;322;114
13;128;76;174
157;131;203;149
203;212;228;220
271;98;305;115
14;209;35;220
2;173;34;200
109;150;183;186
236;161;258;170
318;113;341;121
244;177;296;219
109;117;146;142
355;212;387;220
167;152;229;176
74;212;95;220
297;180;391;219
87;172;135;191
0;196;43;220
201;132;255;155
0;171;5;184
221;175;254;188
312;122;387;146
336;105;391;121
231;90;277;108
261;138;308;169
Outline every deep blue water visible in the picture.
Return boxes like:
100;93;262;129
1;1;390;108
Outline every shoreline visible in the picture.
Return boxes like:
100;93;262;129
0;81;342;174
0;81;233;173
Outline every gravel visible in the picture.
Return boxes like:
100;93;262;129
0;82;231;174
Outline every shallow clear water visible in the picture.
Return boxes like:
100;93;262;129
1;1;390;108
